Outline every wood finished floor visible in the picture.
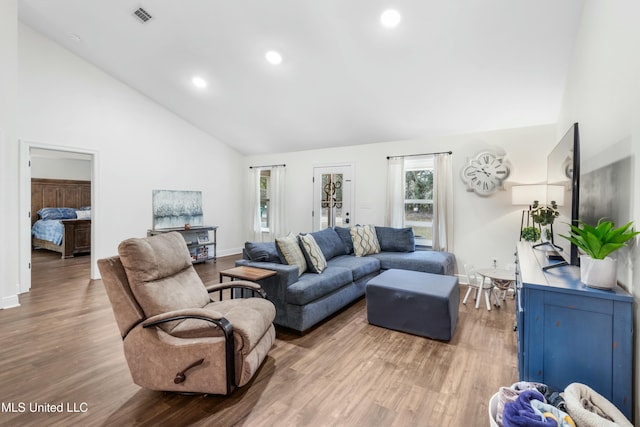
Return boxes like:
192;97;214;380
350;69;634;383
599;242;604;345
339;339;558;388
0;250;517;427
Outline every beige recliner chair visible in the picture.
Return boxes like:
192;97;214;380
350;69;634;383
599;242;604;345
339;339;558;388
98;232;276;395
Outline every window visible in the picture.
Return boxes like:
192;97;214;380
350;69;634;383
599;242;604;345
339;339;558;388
404;157;434;246
260;170;270;230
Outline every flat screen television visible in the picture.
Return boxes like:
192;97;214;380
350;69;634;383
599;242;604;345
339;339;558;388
543;122;580;269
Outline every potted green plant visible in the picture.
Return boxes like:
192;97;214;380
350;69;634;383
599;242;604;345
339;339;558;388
521;226;541;242
530;200;559;241
560;219;640;289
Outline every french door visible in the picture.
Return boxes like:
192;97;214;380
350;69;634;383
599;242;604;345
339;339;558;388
312;165;353;231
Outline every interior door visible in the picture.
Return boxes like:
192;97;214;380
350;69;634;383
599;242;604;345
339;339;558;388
312;165;353;231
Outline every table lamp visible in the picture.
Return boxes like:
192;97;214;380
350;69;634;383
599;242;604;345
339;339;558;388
512;185;547;240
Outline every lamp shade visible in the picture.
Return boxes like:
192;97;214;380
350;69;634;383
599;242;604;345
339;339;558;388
511;184;565;206
511;185;546;206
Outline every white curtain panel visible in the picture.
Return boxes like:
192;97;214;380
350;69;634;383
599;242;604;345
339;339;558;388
249;167;262;242
385;157;405;228
432;153;453;252
268;165;287;240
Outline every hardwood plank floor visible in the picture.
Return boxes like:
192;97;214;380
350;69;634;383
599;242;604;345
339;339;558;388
0;250;517;426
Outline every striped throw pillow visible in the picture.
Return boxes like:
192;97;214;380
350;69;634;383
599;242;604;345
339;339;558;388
299;234;327;274
350;225;381;257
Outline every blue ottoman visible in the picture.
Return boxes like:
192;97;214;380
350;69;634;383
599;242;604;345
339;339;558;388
366;269;459;341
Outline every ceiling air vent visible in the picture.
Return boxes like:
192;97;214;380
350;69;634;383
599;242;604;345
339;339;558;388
133;7;153;23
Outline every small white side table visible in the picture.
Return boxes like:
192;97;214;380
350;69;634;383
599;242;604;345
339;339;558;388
476;268;515;308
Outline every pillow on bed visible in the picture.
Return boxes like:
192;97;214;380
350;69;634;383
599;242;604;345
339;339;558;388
37;207;78;220
75;210;91;220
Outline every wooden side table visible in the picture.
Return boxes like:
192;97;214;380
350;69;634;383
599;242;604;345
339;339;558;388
219;266;277;283
218;266;277;299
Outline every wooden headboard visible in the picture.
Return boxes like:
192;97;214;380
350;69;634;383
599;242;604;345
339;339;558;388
31;178;91;226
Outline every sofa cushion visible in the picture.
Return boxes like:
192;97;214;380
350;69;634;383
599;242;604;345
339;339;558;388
286;266;353;305
299;234;328;274
328;255;381;281
308;227;346;261
375;226;415;252
244;241;281;263
350;225;381;257
370;250;456;276
276;233;307;275
334;227;354;254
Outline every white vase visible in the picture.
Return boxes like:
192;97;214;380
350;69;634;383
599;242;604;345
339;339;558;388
580;255;617;289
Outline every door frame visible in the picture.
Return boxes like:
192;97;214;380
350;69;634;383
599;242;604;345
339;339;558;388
19;140;100;294
312;163;354;231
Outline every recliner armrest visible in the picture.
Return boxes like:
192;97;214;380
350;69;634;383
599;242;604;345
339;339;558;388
143;307;226;328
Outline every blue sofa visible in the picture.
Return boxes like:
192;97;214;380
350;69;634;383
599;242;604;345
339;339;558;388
236;226;456;333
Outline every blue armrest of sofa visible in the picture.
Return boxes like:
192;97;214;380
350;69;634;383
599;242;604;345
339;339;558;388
236;259;298;284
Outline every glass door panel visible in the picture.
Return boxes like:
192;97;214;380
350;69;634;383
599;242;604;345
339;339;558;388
313;165;352;231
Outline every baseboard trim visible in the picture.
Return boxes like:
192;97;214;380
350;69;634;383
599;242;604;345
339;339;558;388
217;247;242;258
1;294;20;309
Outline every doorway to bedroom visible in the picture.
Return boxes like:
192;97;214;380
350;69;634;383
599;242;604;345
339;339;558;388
19;142;97;294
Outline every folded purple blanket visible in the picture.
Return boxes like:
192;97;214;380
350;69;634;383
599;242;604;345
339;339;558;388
503;390;557;427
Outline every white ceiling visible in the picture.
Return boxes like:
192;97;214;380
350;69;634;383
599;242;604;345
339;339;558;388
18;0;585;155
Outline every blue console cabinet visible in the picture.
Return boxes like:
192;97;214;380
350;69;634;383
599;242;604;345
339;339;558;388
516;242;633;420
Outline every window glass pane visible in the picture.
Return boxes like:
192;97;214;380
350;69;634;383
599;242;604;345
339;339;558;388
321;173;344;228
404;203;433;221
411;225;433;242
405;170;433;200
403;158;434;246
260;170;270;229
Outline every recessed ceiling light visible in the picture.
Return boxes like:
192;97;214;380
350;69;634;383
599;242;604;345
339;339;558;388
380;9;401;28
191;76;207;89
265;50;283;65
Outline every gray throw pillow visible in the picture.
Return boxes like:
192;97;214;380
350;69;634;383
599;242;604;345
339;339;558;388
375;226;416;252
244;242;281;263
333;226;354;254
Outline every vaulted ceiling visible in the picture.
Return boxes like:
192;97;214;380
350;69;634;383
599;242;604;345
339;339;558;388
18;0;585;155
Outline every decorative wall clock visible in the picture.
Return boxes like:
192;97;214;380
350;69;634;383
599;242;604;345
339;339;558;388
461;151;511;196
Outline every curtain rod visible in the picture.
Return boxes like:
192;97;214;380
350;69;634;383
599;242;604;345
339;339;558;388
249;163;286;169
387;150;452;160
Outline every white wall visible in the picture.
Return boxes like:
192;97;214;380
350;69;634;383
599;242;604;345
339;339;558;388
0;0;19;309
557;0;640;421
245;124;557;274
7;23;246;303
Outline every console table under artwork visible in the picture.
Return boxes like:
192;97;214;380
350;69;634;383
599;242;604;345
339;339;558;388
147;226;217;264
515;242;632;420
